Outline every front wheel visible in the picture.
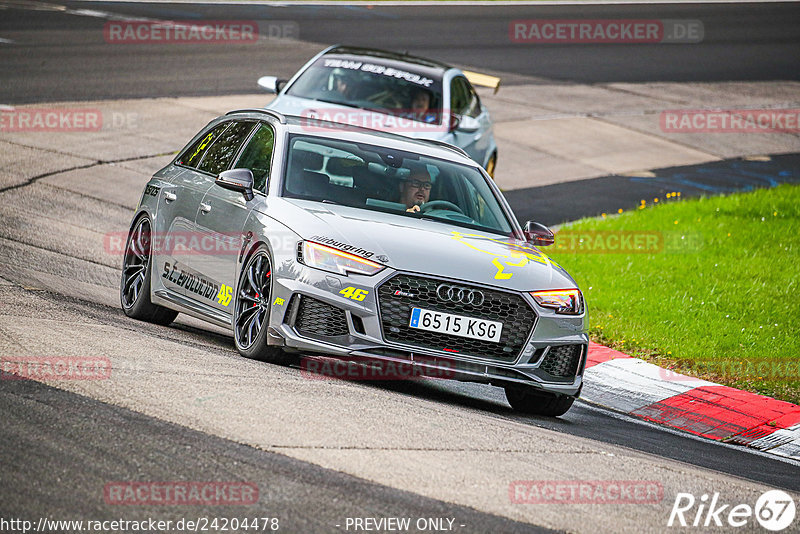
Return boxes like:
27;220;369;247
233;247;292;364
504;386;575;417
120;215;178;326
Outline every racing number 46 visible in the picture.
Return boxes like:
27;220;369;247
340;286;369;301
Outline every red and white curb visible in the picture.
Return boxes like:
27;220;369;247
582;342;800;460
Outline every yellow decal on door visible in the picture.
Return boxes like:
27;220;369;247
217;285;232;306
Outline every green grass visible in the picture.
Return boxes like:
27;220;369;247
547;184;800;405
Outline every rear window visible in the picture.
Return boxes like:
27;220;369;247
177;122;230;168
197;121;256;176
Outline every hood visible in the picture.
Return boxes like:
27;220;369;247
267;198;578;292
267;95;448;140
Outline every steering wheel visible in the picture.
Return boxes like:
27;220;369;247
421;200;464;214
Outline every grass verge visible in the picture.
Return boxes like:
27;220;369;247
547;184;800;405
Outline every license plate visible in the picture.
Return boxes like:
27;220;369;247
409;307;502;343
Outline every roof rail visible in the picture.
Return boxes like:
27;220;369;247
420;138;469;159
226;108;287;124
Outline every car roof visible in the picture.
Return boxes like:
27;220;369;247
223;109;473;164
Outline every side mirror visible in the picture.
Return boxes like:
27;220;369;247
524;221;555;247
257;76;288;94
455;115;480;133
216;169;254;201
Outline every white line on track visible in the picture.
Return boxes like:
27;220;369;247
0;38;15;44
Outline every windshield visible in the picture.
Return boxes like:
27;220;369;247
285;56;444;125
281;135;514;236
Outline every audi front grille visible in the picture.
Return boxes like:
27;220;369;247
377;273;537;362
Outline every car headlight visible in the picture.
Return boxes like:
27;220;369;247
530;289;583;315
299;241;384;276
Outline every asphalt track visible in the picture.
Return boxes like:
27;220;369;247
0;1;799;103
0;376;551;533
1;2;799;532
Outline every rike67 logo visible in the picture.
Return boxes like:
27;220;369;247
668;490;796;531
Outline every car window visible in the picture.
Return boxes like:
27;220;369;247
450;77;481;118
234;123;275;193
285;56;444;125
197;121;256;176
282;134;513;235
177;122;230;168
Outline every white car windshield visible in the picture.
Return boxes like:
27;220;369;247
282;135;514;236
285;56;444;125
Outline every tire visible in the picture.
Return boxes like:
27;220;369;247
120;215;178;326
485;153;497;179
233;247;293;364
504;385;575;417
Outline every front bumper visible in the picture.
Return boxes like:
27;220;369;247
268;265;587;397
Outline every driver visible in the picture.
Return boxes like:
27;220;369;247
399;165;432;212
409;87;435;123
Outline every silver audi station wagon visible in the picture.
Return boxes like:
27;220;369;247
121;109;587;416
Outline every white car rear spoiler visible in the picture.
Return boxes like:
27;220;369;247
462;70;501;94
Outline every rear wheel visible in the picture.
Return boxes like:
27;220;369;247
234;247;292;364
120;215;178;326
504;385;575;417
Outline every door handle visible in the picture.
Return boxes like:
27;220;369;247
199;203;212;214
164;191;177;202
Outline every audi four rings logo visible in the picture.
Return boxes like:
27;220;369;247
436;284;485;306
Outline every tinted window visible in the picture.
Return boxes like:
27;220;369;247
197;121;256;176
178;123;230;168
451;77;481;118
234;123;275;192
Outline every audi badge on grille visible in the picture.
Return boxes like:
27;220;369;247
436;284;485;306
